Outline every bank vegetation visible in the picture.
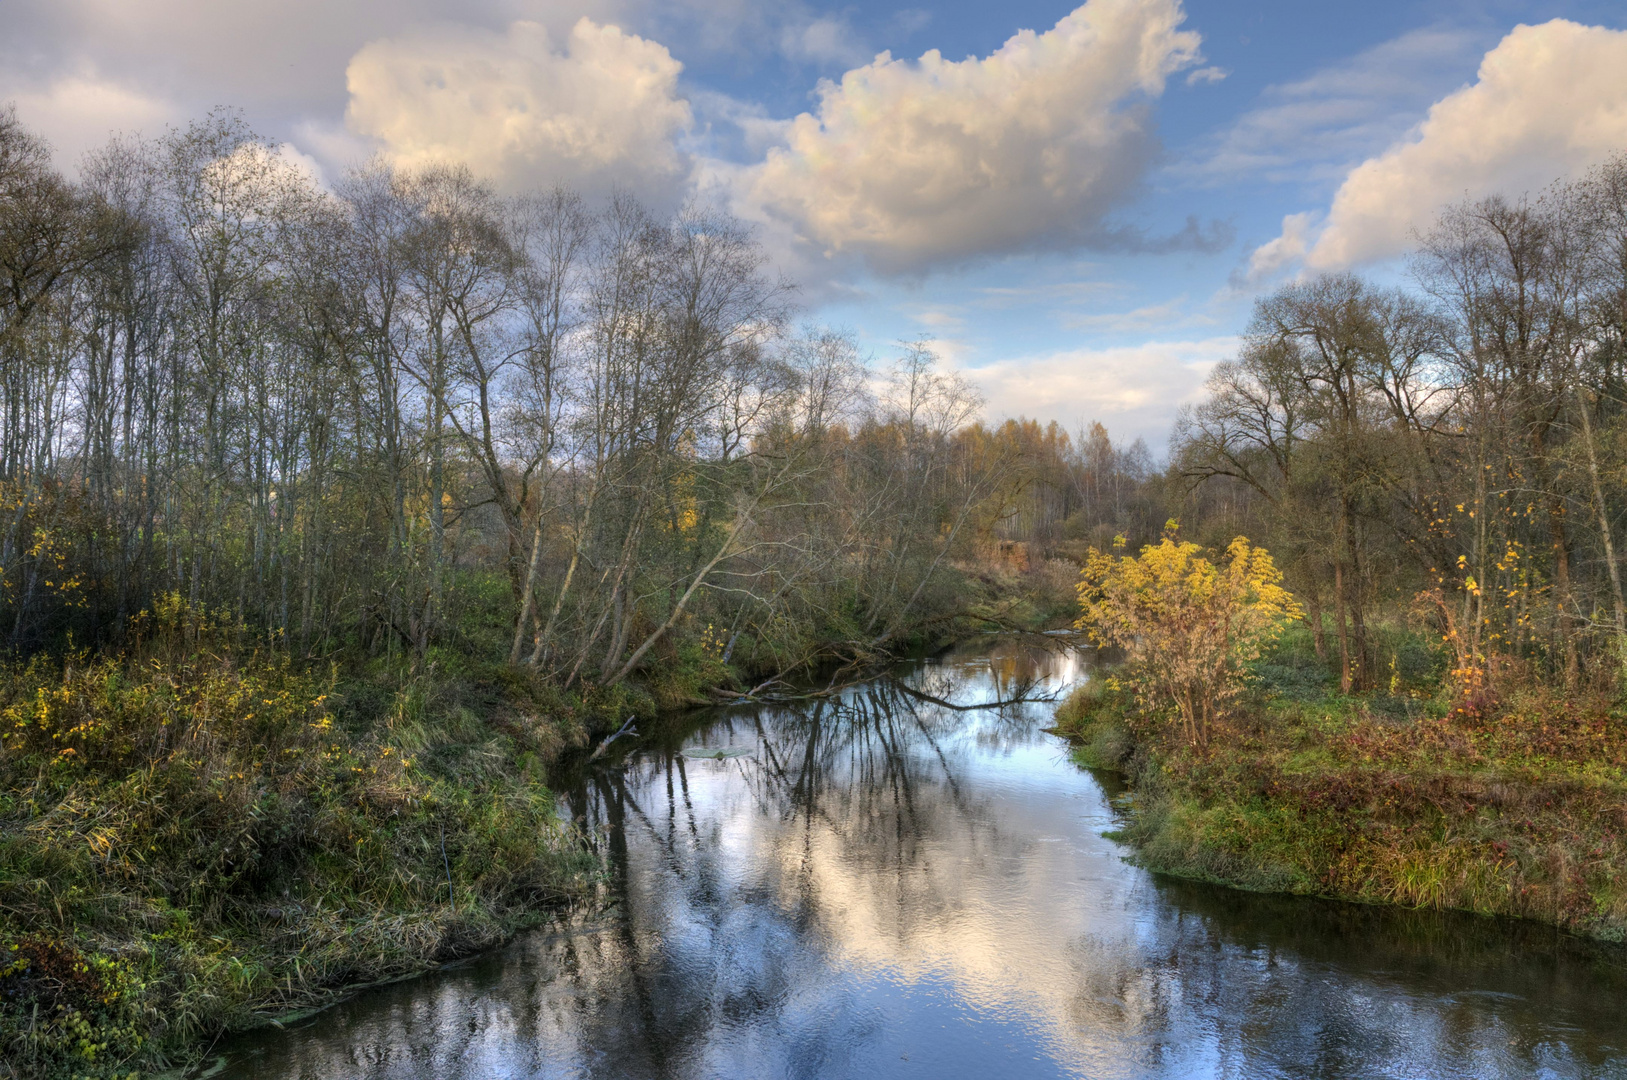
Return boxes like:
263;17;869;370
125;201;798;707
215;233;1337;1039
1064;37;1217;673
1062;151;1627;946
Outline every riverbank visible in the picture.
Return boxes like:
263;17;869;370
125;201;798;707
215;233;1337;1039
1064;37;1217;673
1054;634;1627;944
0;555;1075;1078
0;628;615;1079
206;634;1627;1079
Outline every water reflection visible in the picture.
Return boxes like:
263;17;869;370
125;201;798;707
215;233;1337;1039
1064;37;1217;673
221;638;1627;1079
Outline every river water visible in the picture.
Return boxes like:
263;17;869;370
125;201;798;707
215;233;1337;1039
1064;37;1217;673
220;639;1627;1079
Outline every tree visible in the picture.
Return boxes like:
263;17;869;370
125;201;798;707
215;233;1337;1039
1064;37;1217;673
1179;275;1450;692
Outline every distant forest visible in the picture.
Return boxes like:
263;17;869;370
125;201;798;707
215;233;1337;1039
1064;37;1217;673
4;103;1627;695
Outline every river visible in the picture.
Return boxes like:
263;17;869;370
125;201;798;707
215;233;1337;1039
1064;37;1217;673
217;638;1627;1079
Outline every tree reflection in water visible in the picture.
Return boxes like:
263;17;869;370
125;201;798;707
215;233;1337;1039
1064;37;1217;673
219;638;1627;1080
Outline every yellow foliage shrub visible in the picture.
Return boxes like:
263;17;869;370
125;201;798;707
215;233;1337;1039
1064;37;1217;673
1077;530;1301;745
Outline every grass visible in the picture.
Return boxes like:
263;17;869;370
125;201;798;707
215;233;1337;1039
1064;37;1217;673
1053;624;1627;943
0;601;604;1079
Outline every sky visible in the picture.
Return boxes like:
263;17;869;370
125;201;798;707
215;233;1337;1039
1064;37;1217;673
4;0;1627;451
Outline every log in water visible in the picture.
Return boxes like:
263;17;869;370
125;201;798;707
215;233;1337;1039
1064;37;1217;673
216;639;1627;1079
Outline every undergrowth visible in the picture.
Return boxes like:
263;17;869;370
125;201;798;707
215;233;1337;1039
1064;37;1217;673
0;557;1074;1078
0;599;602;1079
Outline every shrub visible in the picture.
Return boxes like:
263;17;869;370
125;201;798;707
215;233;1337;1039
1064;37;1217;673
1077;528;1300;745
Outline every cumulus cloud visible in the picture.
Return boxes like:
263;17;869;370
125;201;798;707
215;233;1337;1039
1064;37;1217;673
963;336;1235;443
741;0;1203;273
0;0;531;131
1254;19;1627;275
1243;210;1315;283
345;17;692;202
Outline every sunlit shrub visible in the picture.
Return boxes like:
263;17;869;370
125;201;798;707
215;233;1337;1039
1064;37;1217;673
1076;527;1301;745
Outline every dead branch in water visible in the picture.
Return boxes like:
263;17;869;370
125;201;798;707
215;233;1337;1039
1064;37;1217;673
890;679;1056;712
588;715;639;761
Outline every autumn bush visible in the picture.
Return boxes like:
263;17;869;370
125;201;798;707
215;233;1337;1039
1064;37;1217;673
1076;529;1301;745
1057;594;1627;944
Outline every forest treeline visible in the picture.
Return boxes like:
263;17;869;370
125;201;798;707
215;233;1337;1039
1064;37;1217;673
1173;152;1627;698
0;105;1155;688
9;99;1627;701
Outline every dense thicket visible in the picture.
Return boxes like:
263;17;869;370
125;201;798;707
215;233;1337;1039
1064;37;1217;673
0;106;1156;687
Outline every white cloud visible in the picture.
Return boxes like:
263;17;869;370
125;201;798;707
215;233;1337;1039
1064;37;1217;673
962;336;1235;443
1;0;532;127
273;142;329;190
1256;19;1627;274
344;17;692;202
1243;210;1315;283
1185;66;1227;86
287;117;378;178
4;71;174;170
741;0;1203;273
778;15;868;68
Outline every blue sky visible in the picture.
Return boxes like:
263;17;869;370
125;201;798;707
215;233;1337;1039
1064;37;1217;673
5;0;1626;449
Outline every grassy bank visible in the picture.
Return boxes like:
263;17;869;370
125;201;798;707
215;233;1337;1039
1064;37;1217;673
1055;627;1627;943
0;611;617;1079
